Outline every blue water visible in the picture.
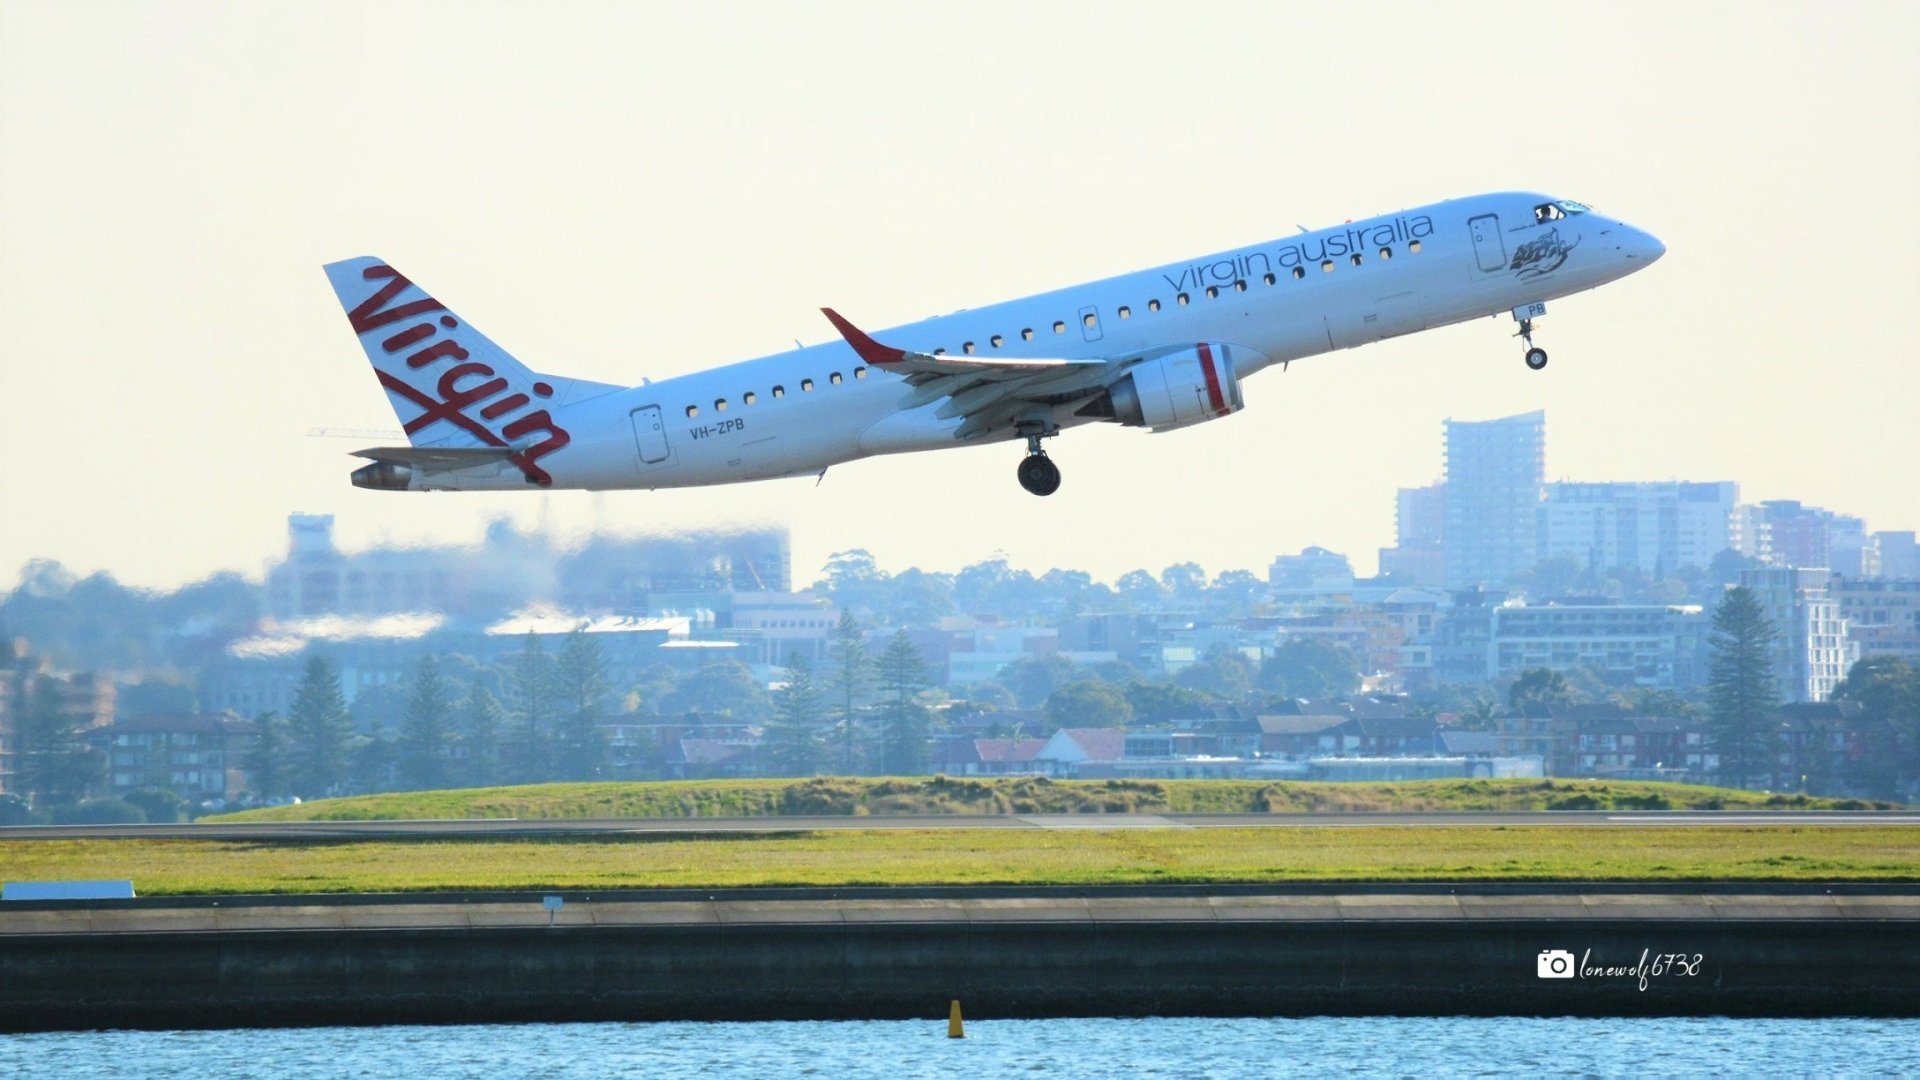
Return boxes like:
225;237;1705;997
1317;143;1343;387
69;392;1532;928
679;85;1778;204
4;1017;1917;1077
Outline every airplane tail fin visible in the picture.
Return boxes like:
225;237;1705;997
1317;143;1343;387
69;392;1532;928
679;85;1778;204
322;257;613;485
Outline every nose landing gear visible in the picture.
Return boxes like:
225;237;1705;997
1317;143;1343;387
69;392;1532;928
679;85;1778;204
1513;301;1549;370
1016;428;1061;496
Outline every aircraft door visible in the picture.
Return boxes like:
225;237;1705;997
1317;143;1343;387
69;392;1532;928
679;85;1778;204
1468;214;1506;273
630;405;672;465
1078;305;1103;342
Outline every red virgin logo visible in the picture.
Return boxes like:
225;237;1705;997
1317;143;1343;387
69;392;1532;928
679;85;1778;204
349;265;571;486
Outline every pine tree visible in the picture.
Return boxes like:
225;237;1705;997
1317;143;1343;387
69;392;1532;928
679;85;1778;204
245;711;293;801
14;676;105;809
764;652;827;776
1707;586;1777;789
553;630;610;780
287;655;353;798
398;655;456;791
828;611;871;773
876;631;929;775
458;683;506;788
505;634;557;783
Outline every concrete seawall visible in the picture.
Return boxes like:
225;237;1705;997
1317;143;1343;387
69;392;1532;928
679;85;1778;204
3;885;1916;1030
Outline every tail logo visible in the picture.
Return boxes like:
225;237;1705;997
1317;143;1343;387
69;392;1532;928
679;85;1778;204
349;265;570;486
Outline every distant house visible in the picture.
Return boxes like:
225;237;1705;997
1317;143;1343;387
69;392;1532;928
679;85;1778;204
101;712;256;804
1257;715;1351;758
1034;728;1126;776
665;737;758;779
930;737;1048;777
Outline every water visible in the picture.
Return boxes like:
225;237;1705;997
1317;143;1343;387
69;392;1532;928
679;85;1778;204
4;1017;1917;1078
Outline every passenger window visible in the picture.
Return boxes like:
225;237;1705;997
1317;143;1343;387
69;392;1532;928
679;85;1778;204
854;366;867;379
1205;286;1219;300
963;342;976;354
1409;240;1422;253
1234;280;1247;292
1117;306;1130;319
744;391;757;405
1379;247;1393;260
715;398;728;412
1350;253;1363;267
830;372;843;385
1321;260;1334;273
1053;320;1066;333
1292;266;1306;280
685;405;699;418
932;348;946;355
1148;299;1161;312
801;378;814;392
1177;293;1189;306
1021;328;1034;341
990;335;1003;348
1263;273;1276;286
772;385;785;398
1083;312;1097;329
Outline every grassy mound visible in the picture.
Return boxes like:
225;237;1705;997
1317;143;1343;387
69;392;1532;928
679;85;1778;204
209;776;1896;823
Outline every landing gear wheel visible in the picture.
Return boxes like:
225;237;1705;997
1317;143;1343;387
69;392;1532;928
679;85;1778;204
1525;347;1549;371
1017;454;1061;497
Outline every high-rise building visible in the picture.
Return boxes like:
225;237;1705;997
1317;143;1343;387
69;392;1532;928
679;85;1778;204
1537;481;1738;577
1379;483;1447;585
1872;531;1919;580
1443;410;1544;589
1738;568;1856;703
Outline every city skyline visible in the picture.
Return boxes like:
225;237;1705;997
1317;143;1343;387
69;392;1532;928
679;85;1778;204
3;2;1916;591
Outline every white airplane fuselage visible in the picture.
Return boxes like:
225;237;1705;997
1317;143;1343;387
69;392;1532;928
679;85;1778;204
330;191;1663;494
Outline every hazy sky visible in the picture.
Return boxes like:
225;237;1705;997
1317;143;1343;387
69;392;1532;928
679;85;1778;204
3;0;1916;592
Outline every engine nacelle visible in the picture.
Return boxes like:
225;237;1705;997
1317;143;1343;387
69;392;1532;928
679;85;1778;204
351;461;414;491
1108;344;1246;432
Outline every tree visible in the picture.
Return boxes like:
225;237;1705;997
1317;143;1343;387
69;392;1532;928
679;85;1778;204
996;653;1082;708
829;611;872;772
246;711;294;801
505;634;558;783
1832;656;1920;798
553;630;610;780
1159;562;1209;609
1506;667;1575;716
287;655;353;798
1258;639;1362;700
458;684;506;788
662;658;774;722
1706;586;1777;789
764;652;828;776
1175;643;1256;700
1125;681;1215;724
398;655;456;791
13;676;105;809
876;632;931;774
1046;680;1134;730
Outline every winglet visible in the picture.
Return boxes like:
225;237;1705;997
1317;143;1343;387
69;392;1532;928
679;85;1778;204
821;308;906;364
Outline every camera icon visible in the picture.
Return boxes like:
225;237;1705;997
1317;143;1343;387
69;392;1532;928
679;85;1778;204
1537;949;1576;979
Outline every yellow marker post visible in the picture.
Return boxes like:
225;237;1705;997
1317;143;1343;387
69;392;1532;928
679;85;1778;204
947;999;965;1039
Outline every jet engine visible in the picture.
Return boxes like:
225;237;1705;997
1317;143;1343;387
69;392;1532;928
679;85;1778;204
1106;344;1246;432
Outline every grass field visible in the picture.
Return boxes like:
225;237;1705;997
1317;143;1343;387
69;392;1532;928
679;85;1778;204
6;827;1915;895
208;776;1895;823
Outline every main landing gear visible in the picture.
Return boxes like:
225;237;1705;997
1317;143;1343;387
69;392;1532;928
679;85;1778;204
1513;301;1549;370
1016;428;1061;497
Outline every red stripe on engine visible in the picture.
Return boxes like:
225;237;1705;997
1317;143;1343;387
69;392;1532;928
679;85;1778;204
1197;343;1228;416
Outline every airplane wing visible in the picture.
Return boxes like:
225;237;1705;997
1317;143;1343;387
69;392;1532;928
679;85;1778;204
821;308;1115;440
351;445;522;472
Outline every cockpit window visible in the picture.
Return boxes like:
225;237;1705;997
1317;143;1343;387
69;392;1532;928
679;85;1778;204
1535;200;1592;223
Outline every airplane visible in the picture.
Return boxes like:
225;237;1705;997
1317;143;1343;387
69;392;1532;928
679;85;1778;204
323;191;1663;498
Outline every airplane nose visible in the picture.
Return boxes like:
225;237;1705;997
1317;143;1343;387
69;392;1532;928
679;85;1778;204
1629;226;1665;264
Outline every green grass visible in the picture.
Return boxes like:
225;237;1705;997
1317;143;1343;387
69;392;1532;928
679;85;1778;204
208;776;1896;823
5;827;1915;895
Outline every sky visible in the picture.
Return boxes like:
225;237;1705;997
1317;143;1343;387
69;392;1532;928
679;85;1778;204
2;0;1916;593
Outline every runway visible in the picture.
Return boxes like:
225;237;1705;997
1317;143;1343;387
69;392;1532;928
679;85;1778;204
6;810;1916;841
